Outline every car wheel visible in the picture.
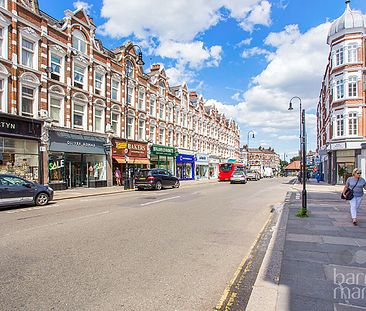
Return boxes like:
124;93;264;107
173;181;180;188
155;181;162;190
35;192;49;206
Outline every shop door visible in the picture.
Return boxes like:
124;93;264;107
65;154;86;188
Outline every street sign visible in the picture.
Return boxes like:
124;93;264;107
124;148;129;154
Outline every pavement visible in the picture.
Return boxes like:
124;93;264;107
52;178;218;201
246;179;366;311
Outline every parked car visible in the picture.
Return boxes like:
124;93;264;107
230;171;247;184
246;170;260;181
135;169;180;190
0;174;54;208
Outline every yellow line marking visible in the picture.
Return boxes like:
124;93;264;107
214;212;274;311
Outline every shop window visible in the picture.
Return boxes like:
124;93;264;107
111;79;120;101
72;29;87;54
48;154;65;184
73;102;87;129
94;105;105;133
73;63;86;89
21;86;35;117
21;38;35;68
138;119;145;140
94;71;104;96
86;155;107;183
0;137;39;181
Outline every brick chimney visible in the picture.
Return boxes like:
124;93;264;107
150;64;160;71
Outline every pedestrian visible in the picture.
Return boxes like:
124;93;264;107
115;167;122;186
316;172;321;183
342;168;366;226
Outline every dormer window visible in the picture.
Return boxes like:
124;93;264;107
72;30;87;54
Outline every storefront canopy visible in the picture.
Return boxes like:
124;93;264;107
114;156;150;165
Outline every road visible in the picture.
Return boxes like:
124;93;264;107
0;177;294;311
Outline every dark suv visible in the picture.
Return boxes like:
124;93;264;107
135;169;180;190
0;174;54;207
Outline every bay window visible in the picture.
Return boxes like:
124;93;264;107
336;115;344;137
347;44;358;63
348;76;357;97
335;47;344;66
336;80;344;99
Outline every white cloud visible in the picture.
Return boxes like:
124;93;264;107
212;22;331;152
165;63;196;86
73;1;93;14
241;47;273;60
239;1;272;32
238;38;253;47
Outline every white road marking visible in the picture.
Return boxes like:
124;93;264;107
140;196;181;206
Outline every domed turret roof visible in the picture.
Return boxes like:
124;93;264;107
327;1;366;43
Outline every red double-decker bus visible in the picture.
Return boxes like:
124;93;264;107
218;163;245;181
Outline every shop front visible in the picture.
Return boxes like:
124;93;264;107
150;144;176;173
112;139;149;185
0;113;41;182
176;154;195;180
195;153;209;179
48;130;108;190
335;149;357;184
208;155;220;179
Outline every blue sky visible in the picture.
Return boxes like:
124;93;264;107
39;0;366;160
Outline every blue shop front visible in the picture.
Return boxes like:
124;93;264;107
176;154;195;180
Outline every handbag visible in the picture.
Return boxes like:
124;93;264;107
341;179;359;200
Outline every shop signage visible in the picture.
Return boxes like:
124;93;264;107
49;159;65;171
176;154;195;163
49;130;107;154
331;142;346;150
151;144;176;157
0;113;41;139
196;154;209;164
112;139;148;158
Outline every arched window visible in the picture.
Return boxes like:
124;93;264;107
72;29;87;54
111;104;121;136
20;72;40;118
94;100;105;133
125;60;133;78
49;85;65;126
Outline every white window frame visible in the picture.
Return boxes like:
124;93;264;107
336;79;344;99
335;47;344;67
94;70;105;96
20;72;40;118
111;78;120;102
0;63;9;113
125;60;134;78
111;105;121;136
149;125;156;144
168;130;173;146
348;76;357;98
94;101;105;133
49;86;65;127
149;96;155;117
20;29;39;69
138;87;145;110
72;94;88;130
0;14;9;60
347;44;358;63
159;128;165;145
72;29;87;54
126;81;134;106
159;81;164;96
0;0;6;8
73;62;87;90
336;114;344;137
348;112;358;136
159;102;165;119
138;119;145;140
49;46;66;83
127;115;134;140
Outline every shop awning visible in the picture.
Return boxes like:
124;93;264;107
113;156;150;165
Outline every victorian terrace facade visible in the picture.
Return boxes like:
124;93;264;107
317;0;366;184
0;0;240;189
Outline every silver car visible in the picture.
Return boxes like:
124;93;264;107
230;171;247;184
246;170;260;181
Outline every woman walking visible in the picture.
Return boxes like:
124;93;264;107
342;168;366;225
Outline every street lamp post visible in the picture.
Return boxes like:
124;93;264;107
288;97;307;212
246;130;255;166
124;44;144;190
